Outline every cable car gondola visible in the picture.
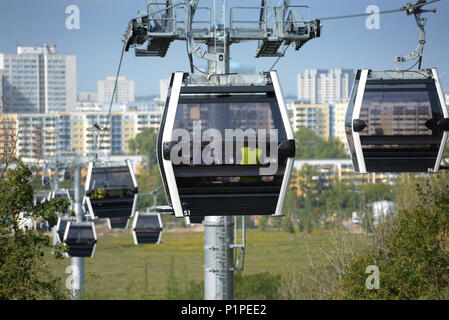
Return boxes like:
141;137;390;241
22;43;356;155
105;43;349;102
48;189;71;201
84;160;138;220
157;71;295;218
132;211;163;245
56;215;71;243
107;216;130;229
346;69;449;173
63;221;97;258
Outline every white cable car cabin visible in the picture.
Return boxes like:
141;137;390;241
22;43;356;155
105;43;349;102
84;160;138;220
132;211;163;245
346;69;449;173
158;71;295;218
63;221;97;258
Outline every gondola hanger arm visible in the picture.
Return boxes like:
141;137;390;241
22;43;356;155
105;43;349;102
185;0;220;64
394;1;437;71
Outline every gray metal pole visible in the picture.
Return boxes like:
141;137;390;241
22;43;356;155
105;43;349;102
203;37;234;300
52;162;59;246
71;165;85;300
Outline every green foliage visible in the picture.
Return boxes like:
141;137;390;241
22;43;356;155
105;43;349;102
361;183;394;203
281;215;295;234
164;256;203;300
128;128;167;209
295;127;348;159
0;160;69;299
306;218;313;234
128;128;158;167
336;172;449;299
298;219;305;232
135;164;167;210
257;216;269;231
234;272;281;300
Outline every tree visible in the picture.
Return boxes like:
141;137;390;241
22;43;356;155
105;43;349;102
128;128;168;209
0;159;69;299
361;183;394;203
128;128;158;168
336;171;449;299
294;127;348;159
306;218;313;234
282;214;295;234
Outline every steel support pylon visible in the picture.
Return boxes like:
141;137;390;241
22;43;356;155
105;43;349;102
70;166;85;300
203;39;234;300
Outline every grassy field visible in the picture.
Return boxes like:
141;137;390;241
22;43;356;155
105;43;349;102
45;228;368;300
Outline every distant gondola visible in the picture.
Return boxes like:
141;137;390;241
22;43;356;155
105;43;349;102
63;221;97;258
84;160;138;221
132;211;163;245
345;69;449;173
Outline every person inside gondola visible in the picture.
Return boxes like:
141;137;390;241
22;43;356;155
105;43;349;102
238;140;262;184
240;140;261;166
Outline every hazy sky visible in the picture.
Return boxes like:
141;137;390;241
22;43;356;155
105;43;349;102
1;0;448;96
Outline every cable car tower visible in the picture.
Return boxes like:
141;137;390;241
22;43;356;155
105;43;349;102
124;0;320;300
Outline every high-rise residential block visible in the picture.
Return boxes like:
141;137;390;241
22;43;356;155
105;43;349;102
0;43;77;113
297;69;354;104
97;76;135;104
0;109;163;158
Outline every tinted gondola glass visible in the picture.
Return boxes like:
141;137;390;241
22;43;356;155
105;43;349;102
50;190;71;201
132;212;162;244
63;222;97;258
158;71;295;218
108;216;129;229
84;160;138;219
346;69;449;173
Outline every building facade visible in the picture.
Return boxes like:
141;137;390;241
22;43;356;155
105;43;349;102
0;44;77;113
287;102;331;139
297;69;354;104
0;109;163;159
77;92;97;102
332;103;348;143
97;76;135;104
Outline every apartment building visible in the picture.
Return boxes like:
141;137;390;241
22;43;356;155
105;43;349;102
0;44;77;113
97;76;135;104
332;103;348;143
287;102;331;139
0;109;162;159
297;69;354;104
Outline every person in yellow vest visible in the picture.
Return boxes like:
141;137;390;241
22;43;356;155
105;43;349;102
92;185;106;199
240;142;262;165
239;141;262;183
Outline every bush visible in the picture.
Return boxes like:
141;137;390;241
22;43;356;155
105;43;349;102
234;272;281;300
335;172;449;299
282;216;295;234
